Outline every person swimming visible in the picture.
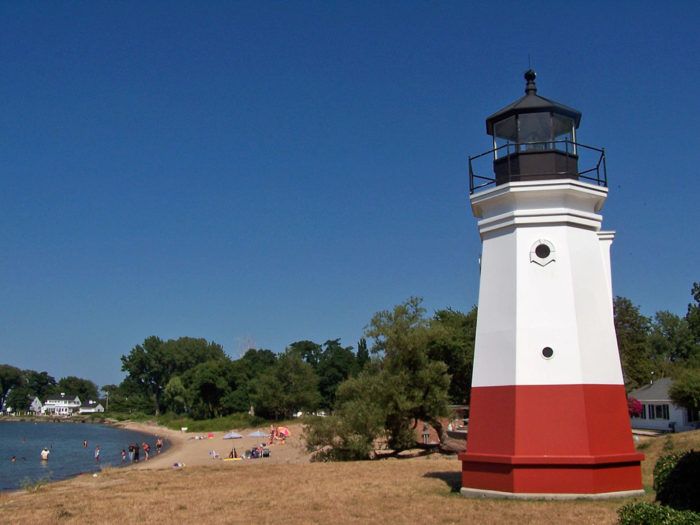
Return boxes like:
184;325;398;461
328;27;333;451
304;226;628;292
40;448;50;461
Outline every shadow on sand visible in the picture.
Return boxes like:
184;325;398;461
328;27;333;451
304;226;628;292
423;471;462;493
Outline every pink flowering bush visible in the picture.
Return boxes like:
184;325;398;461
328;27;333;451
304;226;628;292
628;396;643;417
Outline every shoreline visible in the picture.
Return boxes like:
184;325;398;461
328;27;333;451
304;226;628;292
2;419;309;494
0;419;181;493
109;420;186;470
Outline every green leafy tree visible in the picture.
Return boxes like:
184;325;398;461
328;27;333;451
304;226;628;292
288;340;323;369
163;376;188;414
251;351;320;419
109;377;152;414
56;376;99;402
427;307;477;404
0;365;23;410
365;297;451;450
687;282;700;345
120;336;226;415
24;370;57;400
182;359;234;419
649;312;699;366
356;338;370;371
614;296;654;390
223;348;277;413
305;297;453;457
669;369;700;418
6;385;33;412
305;370;387;461
316;339;358;409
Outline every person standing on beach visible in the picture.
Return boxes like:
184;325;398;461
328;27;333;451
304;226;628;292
134;443;140;462
121;449;127;463
155;437;163;454
94;446;100;463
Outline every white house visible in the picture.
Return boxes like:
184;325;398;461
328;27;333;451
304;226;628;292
41;394;81;416
29;397;43;414
629;378;699;433
78;401;105;414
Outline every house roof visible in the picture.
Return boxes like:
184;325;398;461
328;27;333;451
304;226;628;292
44;395;81;403
629;378;673;401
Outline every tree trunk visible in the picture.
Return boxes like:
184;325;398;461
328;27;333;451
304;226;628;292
428;417;449;450
153;393;160;416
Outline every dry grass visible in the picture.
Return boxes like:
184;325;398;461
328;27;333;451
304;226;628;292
2;430;698;525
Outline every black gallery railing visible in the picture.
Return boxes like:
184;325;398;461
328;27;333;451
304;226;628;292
468;140;607;194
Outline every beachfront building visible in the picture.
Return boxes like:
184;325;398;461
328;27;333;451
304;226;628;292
29;397;43;414
41;394;82;416
629;378;700;433
78;401;105;414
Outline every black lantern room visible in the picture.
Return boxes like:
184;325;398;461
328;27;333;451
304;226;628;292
485;70;582;185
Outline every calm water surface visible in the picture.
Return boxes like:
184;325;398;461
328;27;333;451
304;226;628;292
0;421;168;490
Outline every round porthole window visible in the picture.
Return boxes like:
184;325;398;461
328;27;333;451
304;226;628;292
530;239;555;266
535;243;551;259
542;347;554;359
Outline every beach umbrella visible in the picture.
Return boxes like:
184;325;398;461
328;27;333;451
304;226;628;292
248;430;267;438
223;431;243;439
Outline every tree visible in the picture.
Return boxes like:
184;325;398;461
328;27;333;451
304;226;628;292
121;336;226;415
182;359;234;419
223;348;278;413
669;368;700;417
687;282;700;345
427;307;477;404
0;365;23;410
56;376;99;402
109;377;152;414
356;338;370;371
251;351;320;419
614;296;654;390
304;370;387;461
365;297;451;450
649;311;700;368
24;370;57;400
305;297;453;457
288;340;323;369
163;376;188;414
5;385;33;412
316;339;358;409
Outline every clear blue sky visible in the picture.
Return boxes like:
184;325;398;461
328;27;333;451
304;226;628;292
2;1;698;387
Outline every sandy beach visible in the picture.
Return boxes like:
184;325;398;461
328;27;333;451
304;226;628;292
112;421;310;470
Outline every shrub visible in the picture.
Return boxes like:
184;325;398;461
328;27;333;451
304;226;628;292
653;450;685;494
618;502;700;525
628;396;643;417
654;449;700;512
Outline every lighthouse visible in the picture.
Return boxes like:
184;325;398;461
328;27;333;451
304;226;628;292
460;71;644;498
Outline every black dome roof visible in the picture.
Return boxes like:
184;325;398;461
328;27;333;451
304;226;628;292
485;70;582;135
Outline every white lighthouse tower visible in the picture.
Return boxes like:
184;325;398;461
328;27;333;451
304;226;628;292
460;71;644;498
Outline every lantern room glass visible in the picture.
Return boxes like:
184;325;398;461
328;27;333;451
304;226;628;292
491;112;577;158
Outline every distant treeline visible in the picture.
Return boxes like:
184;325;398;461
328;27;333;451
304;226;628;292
2;283;699;432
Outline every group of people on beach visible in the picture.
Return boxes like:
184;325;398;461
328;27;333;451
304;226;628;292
122;437;163;463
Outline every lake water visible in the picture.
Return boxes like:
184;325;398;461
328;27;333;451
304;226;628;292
0;421;167;490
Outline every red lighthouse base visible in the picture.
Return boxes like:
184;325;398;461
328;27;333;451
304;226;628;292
460;384;644;497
